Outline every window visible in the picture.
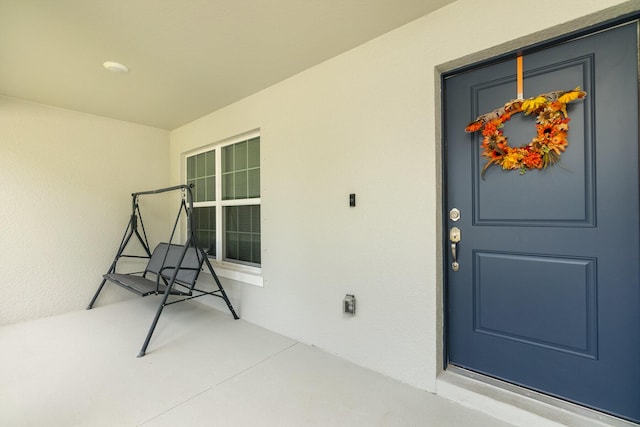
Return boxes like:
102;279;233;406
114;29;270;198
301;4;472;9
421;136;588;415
186;132;260;269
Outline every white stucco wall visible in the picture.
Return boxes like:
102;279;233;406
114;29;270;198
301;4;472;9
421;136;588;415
170;0;635;393
0;96;170;325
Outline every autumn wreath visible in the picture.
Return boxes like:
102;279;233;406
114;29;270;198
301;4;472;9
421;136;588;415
465;88;586;177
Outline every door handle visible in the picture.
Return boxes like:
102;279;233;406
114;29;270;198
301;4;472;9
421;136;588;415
450;227;461;271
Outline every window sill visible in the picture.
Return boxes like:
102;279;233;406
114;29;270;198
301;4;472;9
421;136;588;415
203;261;263;287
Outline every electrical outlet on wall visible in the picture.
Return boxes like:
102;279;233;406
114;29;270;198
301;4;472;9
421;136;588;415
343;294;356;316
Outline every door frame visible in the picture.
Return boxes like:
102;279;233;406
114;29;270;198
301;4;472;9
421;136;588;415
435;5;640;424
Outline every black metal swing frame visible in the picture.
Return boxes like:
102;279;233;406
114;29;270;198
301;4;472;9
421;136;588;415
87;184;239;357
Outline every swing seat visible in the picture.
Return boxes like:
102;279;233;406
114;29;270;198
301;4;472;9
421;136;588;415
104;243;202;297
88;184;239;357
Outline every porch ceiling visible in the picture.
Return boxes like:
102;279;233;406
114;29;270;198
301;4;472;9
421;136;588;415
0;0;454;129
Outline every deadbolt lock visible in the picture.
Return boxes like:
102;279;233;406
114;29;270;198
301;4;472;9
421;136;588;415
449;208;461;222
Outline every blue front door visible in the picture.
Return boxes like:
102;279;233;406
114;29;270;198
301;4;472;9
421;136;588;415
444;21;639;422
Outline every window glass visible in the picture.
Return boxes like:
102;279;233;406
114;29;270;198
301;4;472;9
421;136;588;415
188;151;216;203
193;207;216;256
225;205;261;265
186;134;260;267
222;140;260;201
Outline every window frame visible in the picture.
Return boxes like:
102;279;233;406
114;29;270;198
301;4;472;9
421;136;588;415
183;129;262;286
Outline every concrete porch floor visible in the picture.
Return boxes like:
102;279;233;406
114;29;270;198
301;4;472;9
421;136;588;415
0;297;516;427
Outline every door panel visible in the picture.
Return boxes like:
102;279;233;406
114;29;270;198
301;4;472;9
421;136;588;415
475;252;597;357
474;57;594;224
445;22;639;422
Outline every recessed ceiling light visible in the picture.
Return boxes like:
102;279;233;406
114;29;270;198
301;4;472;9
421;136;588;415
103;61;129;73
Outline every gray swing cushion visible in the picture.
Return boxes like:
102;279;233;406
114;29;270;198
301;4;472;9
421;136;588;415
104;243;203;297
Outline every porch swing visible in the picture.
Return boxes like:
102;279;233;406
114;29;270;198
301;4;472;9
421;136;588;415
86;184;239;357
